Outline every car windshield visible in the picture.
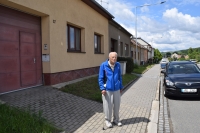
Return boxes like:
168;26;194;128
167;63;200;74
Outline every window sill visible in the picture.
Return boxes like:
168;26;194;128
67;50;86;53
94;52;104;54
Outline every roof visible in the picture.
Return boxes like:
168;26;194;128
82;0;114;20
109;19;133;36
137;37;151;46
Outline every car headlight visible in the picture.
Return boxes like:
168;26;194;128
165;79;174;86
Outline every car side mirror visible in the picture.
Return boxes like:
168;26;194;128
161;70;166;74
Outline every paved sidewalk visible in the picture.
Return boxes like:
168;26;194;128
0;64;161;133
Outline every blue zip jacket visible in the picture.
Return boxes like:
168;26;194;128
98;59;123;91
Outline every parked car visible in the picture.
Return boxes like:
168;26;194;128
161;61;200;97
190;59;197;63
160;59;168;69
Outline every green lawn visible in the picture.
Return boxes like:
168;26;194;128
61;73;138;103
133;64;154;74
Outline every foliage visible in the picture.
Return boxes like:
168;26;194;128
117;57;134;73
61;74;138;103
161;47;200;62
166;52;171;58
0;104;60;133
188;47;200;62
154;49;162;63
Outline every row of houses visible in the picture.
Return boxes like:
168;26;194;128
0;0;154;94
171;53;189;59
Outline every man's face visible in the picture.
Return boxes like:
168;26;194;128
109;53;117;64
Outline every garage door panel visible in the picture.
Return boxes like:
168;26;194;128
35;33;41;43
36;56;42;69
0;73;20;93
36;69;42;84
0;5;42;94
0;57;20;73
0;41;19;57
36;43;42;56
0;23;18;41
0;6;41;30
20;32;35;43
20;43;35;56
21;71;36;86
20;57;36;71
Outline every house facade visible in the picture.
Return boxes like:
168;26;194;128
137;37;154;63
109;20;132;57
131;39;148;65
0;0;114;94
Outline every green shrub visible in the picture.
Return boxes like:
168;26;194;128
117;57;134;73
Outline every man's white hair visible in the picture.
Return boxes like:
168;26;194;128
109;52;117;58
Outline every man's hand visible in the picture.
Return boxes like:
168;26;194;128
101;90;106;95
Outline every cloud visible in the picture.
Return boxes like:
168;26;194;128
95;0;200;52
163;8;200;33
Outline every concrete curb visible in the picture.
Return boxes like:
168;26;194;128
147;75;160;133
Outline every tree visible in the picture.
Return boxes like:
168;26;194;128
154;49;162;63
166;52;171;58
188;47;193;54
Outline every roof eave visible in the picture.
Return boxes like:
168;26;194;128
82;0;114;20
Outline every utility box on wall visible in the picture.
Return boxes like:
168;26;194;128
119;61;127;75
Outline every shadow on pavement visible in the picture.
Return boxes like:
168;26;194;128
121;117;150;125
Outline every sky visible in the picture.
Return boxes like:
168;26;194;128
95;0;200;52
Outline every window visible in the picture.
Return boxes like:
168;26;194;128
120;42;123;56
131;47;133;58
134;52;136;59
67;25;81;52
125;44;129;56
94;34;101;53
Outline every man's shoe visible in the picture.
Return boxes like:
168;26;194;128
113;121;122;126
105;120;112;128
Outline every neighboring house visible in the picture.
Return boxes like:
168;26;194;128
171;53;179;59
151;48;155;60
0;0;114;94
171;53;189;60
143;47;148;64
137;37;154;62
130;39;139;64
185;55;189;59
109;19;132;57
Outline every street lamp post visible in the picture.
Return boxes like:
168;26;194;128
134;1;166;65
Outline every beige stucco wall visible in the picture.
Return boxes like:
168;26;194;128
0;0;109;73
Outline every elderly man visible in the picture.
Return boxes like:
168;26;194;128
98;52;123;128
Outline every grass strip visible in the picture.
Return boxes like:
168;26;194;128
133;64;154;74
61;74;138;103
0;104;61;133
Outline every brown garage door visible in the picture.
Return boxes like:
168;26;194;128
0;5;42;94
